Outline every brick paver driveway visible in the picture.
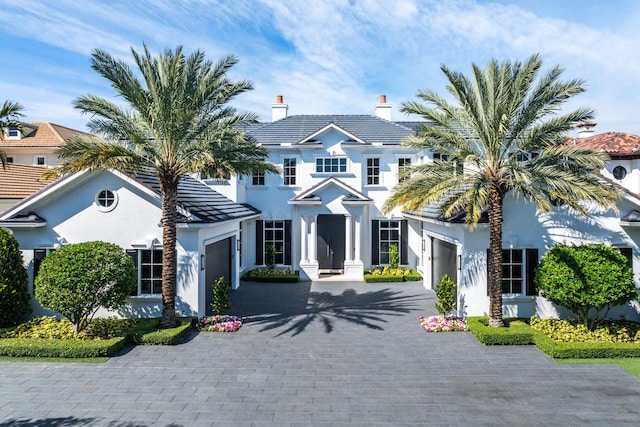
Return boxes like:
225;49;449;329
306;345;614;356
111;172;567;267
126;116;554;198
1;280;639;426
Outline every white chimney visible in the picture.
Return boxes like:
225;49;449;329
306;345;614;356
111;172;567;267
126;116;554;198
375;95;392;121
272;95;288;122
576;120;596;138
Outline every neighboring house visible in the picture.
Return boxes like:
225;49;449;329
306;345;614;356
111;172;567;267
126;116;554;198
0;163;51;212
0;169;259;318
208;95;426;281
1;121;91;167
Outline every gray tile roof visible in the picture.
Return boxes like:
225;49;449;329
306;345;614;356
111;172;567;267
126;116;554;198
132;169;260;224
405;205;488;224
247;115;417;146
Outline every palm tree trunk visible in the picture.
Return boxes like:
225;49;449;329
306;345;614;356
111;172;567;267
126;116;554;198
488;189;504;328
159;175;179;329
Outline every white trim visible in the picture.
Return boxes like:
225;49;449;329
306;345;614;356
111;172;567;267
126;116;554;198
295;123;368;145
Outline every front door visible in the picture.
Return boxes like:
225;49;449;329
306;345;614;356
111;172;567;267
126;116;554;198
317;214;345;272
432;238;457;286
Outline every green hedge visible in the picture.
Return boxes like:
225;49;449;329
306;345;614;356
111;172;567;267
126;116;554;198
136;321;193;345
363;270;423;283
466;317;535;345
0;337;127;358
467;316;640;358
242;269;300;282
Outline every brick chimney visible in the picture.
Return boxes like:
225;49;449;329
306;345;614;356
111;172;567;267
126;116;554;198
272;95;288;122
576;120;596;138
375;95;392;121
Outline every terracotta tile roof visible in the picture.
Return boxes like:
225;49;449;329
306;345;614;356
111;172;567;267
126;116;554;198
0;164;53;199
571;132;640;157
0;122;91;148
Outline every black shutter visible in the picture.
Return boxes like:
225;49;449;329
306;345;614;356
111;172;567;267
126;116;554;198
525;249;539;296
400;220;408;265
619;248;633;270
125;249;139;296
33;249;47;295
256;220;264;265
371;220;379;266
284;220;292;266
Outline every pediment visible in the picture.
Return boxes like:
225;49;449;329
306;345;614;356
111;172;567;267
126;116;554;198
288;176;372;205
294;123;368;145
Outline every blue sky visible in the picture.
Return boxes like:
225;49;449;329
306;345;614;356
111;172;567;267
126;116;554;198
1;0;639;135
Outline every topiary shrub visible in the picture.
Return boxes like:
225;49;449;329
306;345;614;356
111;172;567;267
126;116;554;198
0;228;31;327
266;244;276;270
211;276;232;314
34;241;137;333
389;244;399;269
535;243;637;330
435;274;457;316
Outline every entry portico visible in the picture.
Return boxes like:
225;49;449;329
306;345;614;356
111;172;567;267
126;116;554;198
289;176;372;280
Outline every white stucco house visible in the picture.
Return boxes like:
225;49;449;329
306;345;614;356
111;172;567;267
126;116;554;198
1;99;639;322
0;168;259;318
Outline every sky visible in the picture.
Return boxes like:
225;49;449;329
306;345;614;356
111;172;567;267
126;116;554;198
1;0;639;136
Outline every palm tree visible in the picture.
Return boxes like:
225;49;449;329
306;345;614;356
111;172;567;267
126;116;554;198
0;100;24;169
383;54;620;327
48;46;278;328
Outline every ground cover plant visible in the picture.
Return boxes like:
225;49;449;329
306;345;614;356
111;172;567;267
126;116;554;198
535;243;636;330
419;316;467;332
199;315;243;332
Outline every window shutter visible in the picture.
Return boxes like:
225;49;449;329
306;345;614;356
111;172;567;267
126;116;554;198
371;220;379;265
619;248;633;271
125;249;139;296
256;220;264;265
400;220;408;265
525;249;539;296
33;249;47;295
284;220;292;265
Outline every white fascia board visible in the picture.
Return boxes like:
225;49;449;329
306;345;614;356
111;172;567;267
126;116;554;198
295;123;367;145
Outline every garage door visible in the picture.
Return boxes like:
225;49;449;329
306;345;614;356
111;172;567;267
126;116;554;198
204;237;232;315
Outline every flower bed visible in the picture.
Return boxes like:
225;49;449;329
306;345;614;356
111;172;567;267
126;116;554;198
419;316;467;332
364;267;422;283
199;315;243;332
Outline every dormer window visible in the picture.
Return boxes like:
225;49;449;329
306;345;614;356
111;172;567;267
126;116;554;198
7;127;20;138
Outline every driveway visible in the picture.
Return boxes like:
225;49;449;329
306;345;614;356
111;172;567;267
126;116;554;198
1;280;639;426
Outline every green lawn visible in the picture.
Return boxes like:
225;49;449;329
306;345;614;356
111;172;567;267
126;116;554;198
0;356;109;363
556;358;640;379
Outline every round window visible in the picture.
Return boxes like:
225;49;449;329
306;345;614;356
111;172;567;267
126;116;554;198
613;165;627;180
96;189;117;211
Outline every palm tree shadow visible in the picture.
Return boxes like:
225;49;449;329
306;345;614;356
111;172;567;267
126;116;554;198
232;282;429;336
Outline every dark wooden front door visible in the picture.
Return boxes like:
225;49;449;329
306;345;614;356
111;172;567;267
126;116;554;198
317;214;345;271
205;237;232;315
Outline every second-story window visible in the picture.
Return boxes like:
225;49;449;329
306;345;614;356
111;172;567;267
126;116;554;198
7;127;20;138
283;158;296;185
367;158;380;185
398;158;411;182
316;157;347;173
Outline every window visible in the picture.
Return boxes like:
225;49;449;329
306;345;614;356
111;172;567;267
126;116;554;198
492;249;538;296
96;190;116;209
283;158;296;185
33;248;55;295
371;220;408;266
256;220;291;266
7;127;19;138
434;152;464;174
618;247;633;270
5;157;13;164
252;168;265;185
35;156;45;166
398;158;411;182
366;158;380;185
315;157;347;173
613;166;627;180
126;249;163;296
433;153;449;161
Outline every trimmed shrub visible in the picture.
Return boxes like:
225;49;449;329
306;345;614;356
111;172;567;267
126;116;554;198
466;317;536;345
266;244;276;270
0;337;127;358
363;268;422;283
435;274;456;316
242;268;299;282
389;244;399;269
0;228;31;327
535;243;637;330
137;320;192;345
211;276;232;314
35;241;137;333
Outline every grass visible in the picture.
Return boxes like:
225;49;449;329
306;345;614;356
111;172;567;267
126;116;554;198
0;356;109;363
556;358;640;379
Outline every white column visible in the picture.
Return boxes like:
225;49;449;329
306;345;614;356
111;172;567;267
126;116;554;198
300;215;308;263
310;215;317;262
354;215;362;262
345;215;352;262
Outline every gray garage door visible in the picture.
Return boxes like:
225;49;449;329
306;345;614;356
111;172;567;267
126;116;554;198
205;237;232;315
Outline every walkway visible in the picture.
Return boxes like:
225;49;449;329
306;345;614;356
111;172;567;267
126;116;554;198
1;280;639;426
